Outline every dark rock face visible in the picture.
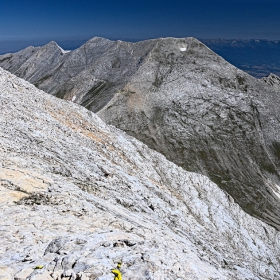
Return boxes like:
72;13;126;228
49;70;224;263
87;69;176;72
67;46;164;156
1;37;280;230
262;73;280;91
99;37;280;230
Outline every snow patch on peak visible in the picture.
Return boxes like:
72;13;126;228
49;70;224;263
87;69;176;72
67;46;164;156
58;45;70;54
44;41;69;54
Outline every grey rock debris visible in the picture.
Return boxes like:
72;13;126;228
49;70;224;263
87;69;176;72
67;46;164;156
0;68;280;279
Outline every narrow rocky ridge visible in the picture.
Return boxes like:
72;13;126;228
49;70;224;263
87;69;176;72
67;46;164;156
1;37;280;231
1;68;280;279
0;37;159;112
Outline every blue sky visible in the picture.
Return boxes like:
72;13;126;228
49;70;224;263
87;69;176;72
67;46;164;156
1;0;280;42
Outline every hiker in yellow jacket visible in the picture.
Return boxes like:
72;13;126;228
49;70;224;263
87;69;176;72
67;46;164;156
111;261;122;280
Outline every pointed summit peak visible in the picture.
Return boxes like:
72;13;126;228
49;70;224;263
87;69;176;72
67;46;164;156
41;41;69;54
86;36;113;44
77;36;115;51
45;40;59;47
42;41;61;50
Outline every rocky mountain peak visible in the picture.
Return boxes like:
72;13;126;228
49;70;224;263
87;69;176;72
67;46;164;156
44;40;60;48
98;37;280;230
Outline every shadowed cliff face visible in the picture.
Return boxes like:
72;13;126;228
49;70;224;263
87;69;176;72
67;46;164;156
1;37;280;231
98;37;280;230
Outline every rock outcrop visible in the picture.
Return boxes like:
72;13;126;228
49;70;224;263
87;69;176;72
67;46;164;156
1;68;280;279
262;73;280;91
1;37;280;231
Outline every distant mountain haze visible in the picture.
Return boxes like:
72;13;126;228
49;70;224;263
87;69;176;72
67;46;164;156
201;39;280;78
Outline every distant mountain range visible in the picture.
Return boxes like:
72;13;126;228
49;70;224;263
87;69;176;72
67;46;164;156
200;39;280;78
1;38;280;78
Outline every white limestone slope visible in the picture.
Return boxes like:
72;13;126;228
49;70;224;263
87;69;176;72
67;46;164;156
0;67;280;279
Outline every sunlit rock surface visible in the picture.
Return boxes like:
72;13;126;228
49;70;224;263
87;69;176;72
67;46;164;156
1;37;280;231
1;68;280;279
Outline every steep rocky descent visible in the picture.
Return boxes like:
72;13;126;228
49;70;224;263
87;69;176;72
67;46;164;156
98;37;280;231
1;68;280;279
0;45;40;73
262;73;280;91
0;37;159;112
1;37;280;231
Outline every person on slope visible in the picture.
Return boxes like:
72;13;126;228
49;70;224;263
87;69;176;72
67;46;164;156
111;261;122;280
